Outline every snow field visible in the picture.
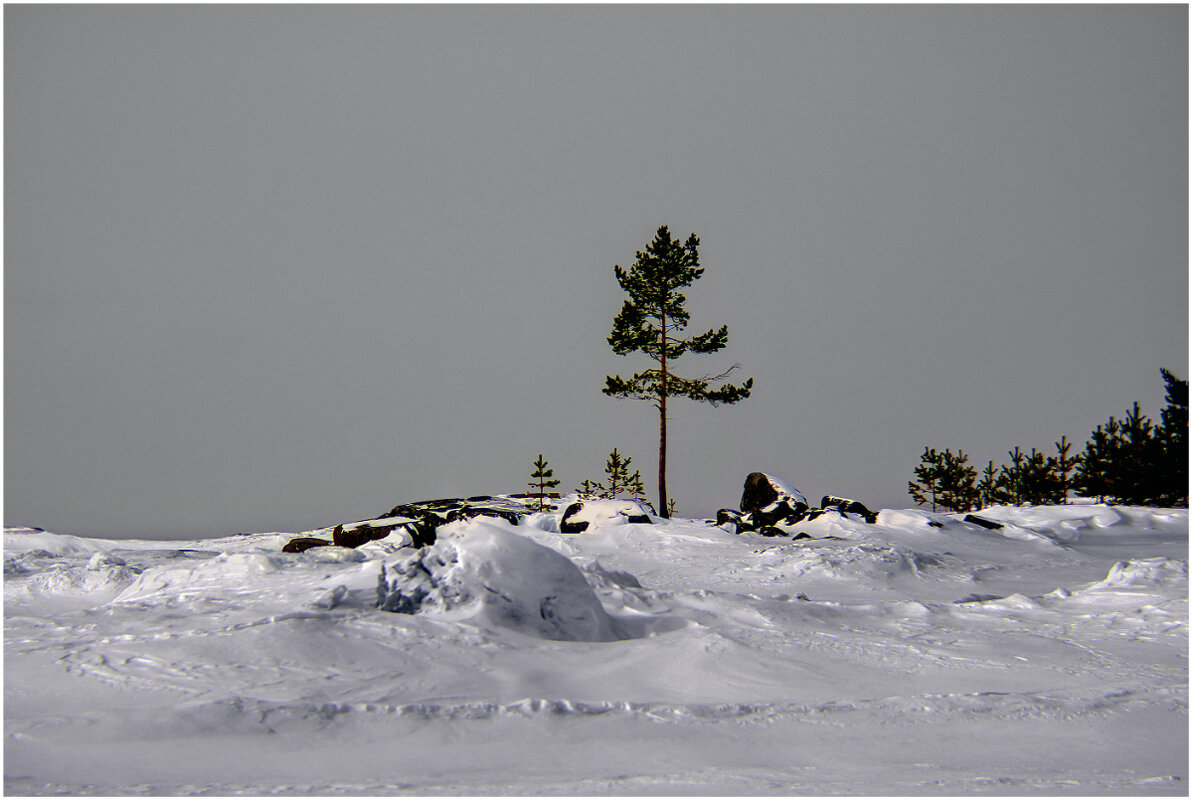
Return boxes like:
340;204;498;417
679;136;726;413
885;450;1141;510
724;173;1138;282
4;504;1187;794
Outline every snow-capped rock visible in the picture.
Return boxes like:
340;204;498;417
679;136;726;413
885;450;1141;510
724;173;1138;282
558;498;652;534
741;472;809;517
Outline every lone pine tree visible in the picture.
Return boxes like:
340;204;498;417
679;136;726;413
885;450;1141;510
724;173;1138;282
604;226;753;516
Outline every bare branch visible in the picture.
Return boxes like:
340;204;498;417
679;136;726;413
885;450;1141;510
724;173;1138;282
696;363;741;383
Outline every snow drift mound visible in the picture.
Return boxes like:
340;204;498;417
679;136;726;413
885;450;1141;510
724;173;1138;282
753;541;950;588
3;527;113;556
375;518;625;642
115;552;284;603
21;552;141;598
1085;557;1188;592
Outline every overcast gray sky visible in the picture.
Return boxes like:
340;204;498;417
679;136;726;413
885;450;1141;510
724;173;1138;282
6;4;1187;539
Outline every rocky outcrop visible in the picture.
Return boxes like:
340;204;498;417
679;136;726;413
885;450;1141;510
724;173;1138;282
332;519;409;549
820;495;879;525
285;495;555;554
378;494;563;547
559;499;652;534
721;473;879;537
741;472;809;523
731;472;811;532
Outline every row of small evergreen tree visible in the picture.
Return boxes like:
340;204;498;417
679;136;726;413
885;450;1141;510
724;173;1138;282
528;450;660;512
909;369;1188;512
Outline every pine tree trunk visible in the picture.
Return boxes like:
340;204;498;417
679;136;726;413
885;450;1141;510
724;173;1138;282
658;310;669;517
659;394;668;517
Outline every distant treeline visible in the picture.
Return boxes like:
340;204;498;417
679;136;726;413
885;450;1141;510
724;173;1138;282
909;369;1188;512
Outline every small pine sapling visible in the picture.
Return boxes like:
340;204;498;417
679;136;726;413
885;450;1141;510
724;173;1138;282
1077;422;1113;503
910;447;977;512
576;479;601;498
603;448;632;498
577;448;644;502
1119;402;1159;505
938;448;978;513
908;447;944;511
1018;448;1059;505
1053;436;1081;505
628;469;649;506
976;460;1005;508
997;447;1027;506
528;454;561;511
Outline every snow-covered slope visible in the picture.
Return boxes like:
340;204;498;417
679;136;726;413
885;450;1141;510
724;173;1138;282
4;504;1187;794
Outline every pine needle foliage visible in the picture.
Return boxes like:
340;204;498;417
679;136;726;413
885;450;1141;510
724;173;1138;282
911;368;1188;510
1074;374;1187;506
601;448;634;498
908;447;978;513
907;447;944;511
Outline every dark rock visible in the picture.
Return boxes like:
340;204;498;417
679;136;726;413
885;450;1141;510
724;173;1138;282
757;526;787;538
405;520;438;548
333;522;402;549
384;495;542;527
445;507;521;525
716;508;744;527
282;537;333;553
821;494;855;511
792;532;813;540
741;472;808;515
289;495;549;554
927;520;945;528
739;473;810;530
559;499;654;534
318;494;551;553
820;495;879;524
963;514;1004;530
725;475;883;536
754;503;808;529
559;502;587;534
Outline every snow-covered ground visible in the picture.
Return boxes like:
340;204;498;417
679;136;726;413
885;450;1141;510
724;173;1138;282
4;501;1187;795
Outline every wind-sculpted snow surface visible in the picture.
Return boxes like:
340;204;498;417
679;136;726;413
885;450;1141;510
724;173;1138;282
4;504;1187;795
